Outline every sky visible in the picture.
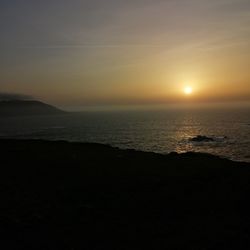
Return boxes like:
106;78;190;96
0;0;250;109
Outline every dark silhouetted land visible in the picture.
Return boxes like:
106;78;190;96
0;100;65;117
1;139;250;250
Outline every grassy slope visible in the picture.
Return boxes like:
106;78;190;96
1;139;250;250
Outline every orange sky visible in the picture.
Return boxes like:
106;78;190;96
0;0;250;109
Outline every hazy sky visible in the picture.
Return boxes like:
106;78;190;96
0;0;250;108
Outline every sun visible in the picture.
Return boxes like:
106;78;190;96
184;86;193;95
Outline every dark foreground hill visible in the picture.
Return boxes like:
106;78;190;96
0;100;65;116
1;139;250;250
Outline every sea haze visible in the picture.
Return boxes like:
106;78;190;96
0;107;249;162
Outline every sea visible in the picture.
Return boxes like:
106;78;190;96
0;107;250;162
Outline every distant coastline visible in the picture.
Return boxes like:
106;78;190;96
0;100;66;117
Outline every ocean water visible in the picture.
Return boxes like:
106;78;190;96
0;107;250;162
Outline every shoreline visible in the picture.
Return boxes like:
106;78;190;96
1;138;249;165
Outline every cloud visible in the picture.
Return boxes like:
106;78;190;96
0;93;33;101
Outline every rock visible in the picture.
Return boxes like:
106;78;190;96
190;135;214;142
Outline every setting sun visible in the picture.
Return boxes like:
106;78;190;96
184;86;193;95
